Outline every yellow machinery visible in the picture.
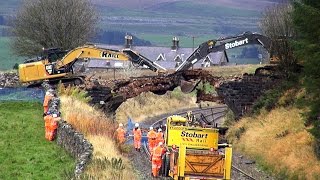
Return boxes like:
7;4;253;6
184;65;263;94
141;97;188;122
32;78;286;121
18;45;166;85
161;115;232;180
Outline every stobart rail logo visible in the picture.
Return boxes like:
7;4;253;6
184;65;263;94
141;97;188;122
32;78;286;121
225;38;249;50
181;131;208;138
181;131;208;143
101;51;120;58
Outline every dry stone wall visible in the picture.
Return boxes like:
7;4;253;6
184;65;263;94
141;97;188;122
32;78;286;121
44;84;93;177
56;120;93;176
216;74;281;118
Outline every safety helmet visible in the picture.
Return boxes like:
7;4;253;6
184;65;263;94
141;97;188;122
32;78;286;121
149;126;153;130
135;123;139;127
187;111;192;116
159;142;163;146
158;128;162;132
119;123;123;127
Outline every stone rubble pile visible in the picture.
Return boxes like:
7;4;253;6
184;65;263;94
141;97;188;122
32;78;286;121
0;72;19;87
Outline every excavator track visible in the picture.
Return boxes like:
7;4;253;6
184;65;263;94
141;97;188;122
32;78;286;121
27;76;85;88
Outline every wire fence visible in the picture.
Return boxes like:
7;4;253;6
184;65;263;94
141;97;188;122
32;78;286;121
0;87;45;102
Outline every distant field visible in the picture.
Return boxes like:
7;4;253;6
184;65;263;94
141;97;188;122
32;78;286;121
0;37;24;70
0;101;75;179
98;1;261;36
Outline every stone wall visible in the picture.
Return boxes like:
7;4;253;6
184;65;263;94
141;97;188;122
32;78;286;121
216;74;281;118
44;84;93;177
56;120;93;176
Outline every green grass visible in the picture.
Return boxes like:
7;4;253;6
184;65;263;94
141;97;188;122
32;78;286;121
0;101;75;179
0;37;24;70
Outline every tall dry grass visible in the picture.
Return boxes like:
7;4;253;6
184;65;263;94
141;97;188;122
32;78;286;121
227;107;320;179
115;87;219;124
60;96;116;137
60;96;137;179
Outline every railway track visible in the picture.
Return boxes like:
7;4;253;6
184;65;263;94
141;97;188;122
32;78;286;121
140;106;258;180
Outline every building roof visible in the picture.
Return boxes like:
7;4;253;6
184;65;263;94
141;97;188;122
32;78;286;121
98;44;228;70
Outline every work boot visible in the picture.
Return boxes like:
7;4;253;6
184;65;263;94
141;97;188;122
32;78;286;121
138;148;141;152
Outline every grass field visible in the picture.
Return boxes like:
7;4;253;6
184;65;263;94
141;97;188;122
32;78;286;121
0;101;75;179
0;37;24;71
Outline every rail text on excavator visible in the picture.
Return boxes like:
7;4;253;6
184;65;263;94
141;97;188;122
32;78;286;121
101;52;120;58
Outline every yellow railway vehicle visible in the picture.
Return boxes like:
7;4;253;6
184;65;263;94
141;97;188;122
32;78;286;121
161;115;232;180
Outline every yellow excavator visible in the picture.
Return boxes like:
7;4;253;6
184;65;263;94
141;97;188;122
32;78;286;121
18;44;166;86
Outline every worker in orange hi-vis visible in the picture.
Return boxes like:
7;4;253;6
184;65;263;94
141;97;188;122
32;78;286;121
49;113;60;141
44;112;52;140
44;113;60;141
115;123;126;144
156;128;164;145
43;91;53;114
151;142;166;177
147;126;157;153
133;123;142;151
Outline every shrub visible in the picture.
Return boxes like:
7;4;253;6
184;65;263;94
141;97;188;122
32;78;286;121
235;126;246;139
57;83;91;103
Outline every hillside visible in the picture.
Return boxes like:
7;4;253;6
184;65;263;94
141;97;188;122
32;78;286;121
94;0;280;10
0;0;279;36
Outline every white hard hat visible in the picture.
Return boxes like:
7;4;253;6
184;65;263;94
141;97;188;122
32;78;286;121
158;128;162;132
46;91;50;95
119;123;123;127
149;126;153;130
135;123;139;127
52;114;57;118
159;142;163;146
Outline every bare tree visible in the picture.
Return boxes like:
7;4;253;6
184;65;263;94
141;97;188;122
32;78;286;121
12;0;98;57
259;2;297;74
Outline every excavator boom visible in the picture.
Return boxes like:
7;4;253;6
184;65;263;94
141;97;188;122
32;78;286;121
175;32;272;72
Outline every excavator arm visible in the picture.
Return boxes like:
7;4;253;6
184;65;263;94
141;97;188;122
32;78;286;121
18;44;166;84
122;49;167;72
175;32;272;72
55;45;166;72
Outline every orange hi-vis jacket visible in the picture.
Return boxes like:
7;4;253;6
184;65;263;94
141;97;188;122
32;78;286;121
116;127;126;143
133;128;142;149
152;146;165;161
44;115;59;141
156;131;164;144
133;128;142;141
148;130;157;151
147;130;157;141
43;94;53;113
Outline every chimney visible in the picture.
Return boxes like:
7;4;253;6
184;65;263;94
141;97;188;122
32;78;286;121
171;36;179;50
125;35;133;48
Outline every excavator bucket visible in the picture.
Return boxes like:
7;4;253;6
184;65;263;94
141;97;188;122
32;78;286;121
180;79;201;93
